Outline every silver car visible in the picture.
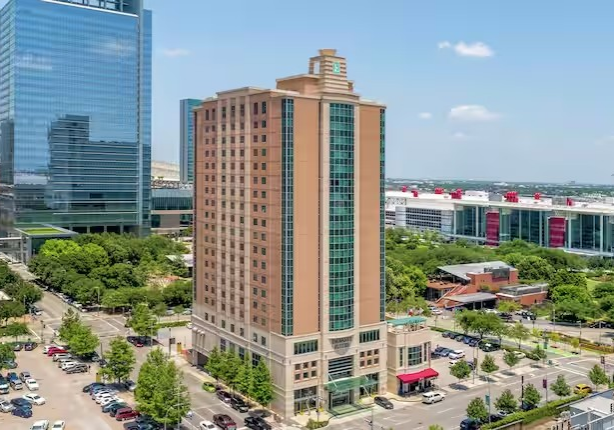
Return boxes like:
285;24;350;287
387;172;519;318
0;399;14;412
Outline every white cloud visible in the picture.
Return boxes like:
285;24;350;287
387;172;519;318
418;112;433;120
449;105;500;122
596;136;614;146
162;48;191;58
452;132;469;140
438;41;494;58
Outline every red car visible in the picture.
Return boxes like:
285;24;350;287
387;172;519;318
213;414;237;430
47;348;67;356
115;407;140;421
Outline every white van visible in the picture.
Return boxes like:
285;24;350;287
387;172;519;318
422;392;445;404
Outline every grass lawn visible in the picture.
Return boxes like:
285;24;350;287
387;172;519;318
587;278;601;293
20;227;64;235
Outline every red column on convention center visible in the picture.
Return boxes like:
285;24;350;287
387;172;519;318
485;212;500;246
549;217;566;248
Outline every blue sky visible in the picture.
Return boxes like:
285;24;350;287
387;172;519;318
6;0;614;183
146;0;614;183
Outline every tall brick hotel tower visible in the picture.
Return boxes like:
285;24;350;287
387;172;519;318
192;49;386;418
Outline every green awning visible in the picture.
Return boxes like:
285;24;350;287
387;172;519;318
325;376;369;392
388;316;426;326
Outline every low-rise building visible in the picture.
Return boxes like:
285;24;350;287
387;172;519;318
386;316;438;395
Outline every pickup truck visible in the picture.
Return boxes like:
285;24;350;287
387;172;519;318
0;376;9;394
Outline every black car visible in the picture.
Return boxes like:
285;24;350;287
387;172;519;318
521;402;537;412
216;390;232;404
442;331;454;338
230;396;250;413
248;409;271;419
374;396;393;409
455;334;465;341
499;313;513;322
460;418;481;429
480;342;501;352
98;359;108;368
103;401;127;413
24;342;38;351
432;346;445;356
10;398;32;409
80;351;101;362
244;416;271;430
11;406;32;418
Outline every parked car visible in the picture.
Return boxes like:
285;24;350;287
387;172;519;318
66;364;88;374
460;418;481;429
18;371;31;382
469;338;480;347
248;409;271;419
422;392;446;404
0;399;14;412
574;384;593;395
431;308;443;315
432;346;445;356
455;334;465;341
480;342;501;352
115;407;140;421
213;414;237;430
244;416;270;430
10;379;23;390
23;342;38;352
442;331;454;338
499;313;513;322
448;350;465;359
199;421;217;430
127;336;144;347
13;343;23;352
42;345;59;354
51;421;66;430
25;379;39;390
29;419;50;430
202;382;216;393
216;390;232;404
230;396;250;413
463;336;474;344
374;396;394;409
10;398;33;409
109;403;130;416
83;382;105;393
513;351;526;359
22;393;46;405
124;380;137;392
102;400;127;413
437;348;453;357
3;360;17;369
11;406;32;418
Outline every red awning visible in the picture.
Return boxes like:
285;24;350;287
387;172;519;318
397;368;439;384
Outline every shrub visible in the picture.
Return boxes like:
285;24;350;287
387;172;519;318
480;394;586;429
0;322;29;338
155;321;188;329
306;419;329;429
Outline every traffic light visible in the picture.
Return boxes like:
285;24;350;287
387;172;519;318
485;394;490;405
543;378;547;389
610;403;614;413
602;356;606;365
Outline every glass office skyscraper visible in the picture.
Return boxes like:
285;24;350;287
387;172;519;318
0;0;152;235
180;99;202;183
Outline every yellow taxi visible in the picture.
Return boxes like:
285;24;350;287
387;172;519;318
574;384;593;395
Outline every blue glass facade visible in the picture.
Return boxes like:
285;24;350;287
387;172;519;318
180;99;202;183
0;0;151;234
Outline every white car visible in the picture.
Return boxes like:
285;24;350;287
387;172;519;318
448;350;465;359
100;396;122;406
513;351;526;359
96;393;118;404
51;422;65;430
23;393;46;405
30;420;49;430
61;361;79;370
431;308;443;315
25;378;39;391
199;421;217;430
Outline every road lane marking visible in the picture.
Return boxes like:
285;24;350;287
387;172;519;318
437;407;454;414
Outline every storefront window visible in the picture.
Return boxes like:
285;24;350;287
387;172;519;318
407;345;422;366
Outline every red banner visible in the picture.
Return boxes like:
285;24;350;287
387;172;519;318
486;212;500;245
549;217;566;248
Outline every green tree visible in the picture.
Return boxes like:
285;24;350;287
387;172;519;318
570;338;580;353
593;282;614;299
480;354;499;376
101;337;136;383
67;324;99;356
551;374;571;397
531;328;543;343
129;303;157;337
136;348;191;426
450;360;472;383
235;354;254;397
428;426;444;430
532;345;547;361
494;389;517;414
503;350;520;372
466;397;489;422
58;308;81;342
0;343;16;369
508;322;530;348
588;364;609;388
523;383;541;408
455;310;478;335
515;256;554;281
251;359;274;406
219;350;242;388
497;301;521;314
0;301;26;324
204;347;223;380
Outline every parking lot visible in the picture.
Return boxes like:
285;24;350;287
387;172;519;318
2;346;130;430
